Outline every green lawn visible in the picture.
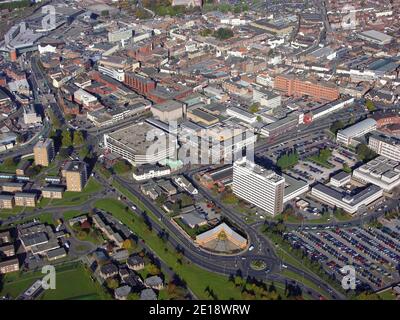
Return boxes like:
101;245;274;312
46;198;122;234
377;288;397;300
94;198;244;300
47;177;103;207
0;263;110;300
281;269;330;299
334;212;353;221
63;210;85;221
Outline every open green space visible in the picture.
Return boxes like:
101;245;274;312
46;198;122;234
46;177;103;207
377;288;397;300
281;269;330;299
0;262;110;300
94;198;244;300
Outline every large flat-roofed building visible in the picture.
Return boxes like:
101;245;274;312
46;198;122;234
352;156;400;192
336;118;377;146
250;19;294;36
274;75;339;102
0;194;15;209
226;107;257;124
108;28;133;43
233;159;285;216
187;108;219;126
283;174;309;203
64;161;87;192
311;183;383;214
34;139;55;167
104;122;177;166
14;192;37;207
368;133;400;162
358;30;393;45
151;100;184;122
124;72;156;95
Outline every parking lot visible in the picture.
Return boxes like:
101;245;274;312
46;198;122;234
284;220;400;290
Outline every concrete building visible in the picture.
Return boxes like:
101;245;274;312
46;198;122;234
233;159;285;216
1;182;24;193
352;156;400;192
104;122;177;166
0;194;15;209
0;258;19;274
151;100;184;122
330;171;351;188
23;105;42;125
42;186;65;199
283;174;309;203
336;118;377;146
132;164;171;181
368;133;400;162
64;161;87;192
108;28;133;43
311;183;383;214
14;192;37;207
226;107;257;124
358;30;393;45
33;139;54;167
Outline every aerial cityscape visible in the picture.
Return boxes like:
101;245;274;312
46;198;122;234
0;0;400;304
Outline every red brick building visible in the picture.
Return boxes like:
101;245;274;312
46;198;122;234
274;75;339;102
124;72;156;95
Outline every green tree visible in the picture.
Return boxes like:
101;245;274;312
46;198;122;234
213;28;234;40
61;129;72;147
106;278;119;290
73;130;85;146
249;103;260;113
365;100;376;112
127;292;140;300
342;163;352;173
146;263;161;276
356;143;377;162
330;120;345;134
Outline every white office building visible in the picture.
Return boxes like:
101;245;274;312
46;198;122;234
311;183;383;214
352;156;400;191
233;158;285;216
336;118;377;146
368;133;400;162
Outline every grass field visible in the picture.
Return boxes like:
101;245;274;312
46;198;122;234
94;198;244;300
0;263;110;300
377;288;397;300
47;178;103;207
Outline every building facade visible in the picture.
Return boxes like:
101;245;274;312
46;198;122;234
232;159;285;216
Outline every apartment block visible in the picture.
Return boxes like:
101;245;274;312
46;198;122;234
64;161;87;192
34;139;55;167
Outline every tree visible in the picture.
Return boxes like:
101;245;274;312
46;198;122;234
356;143;377;162
79;145;90;159
127;292;140;300
277;150;299;170
365;100;376;112
330;120;345;134
146;263;161;276
213;28;234;40
122;239;136;250
342;163;352;173
200;28;213;37
73;130;84;146
61;129;72;147
249;103;260;113
106;278;119;290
